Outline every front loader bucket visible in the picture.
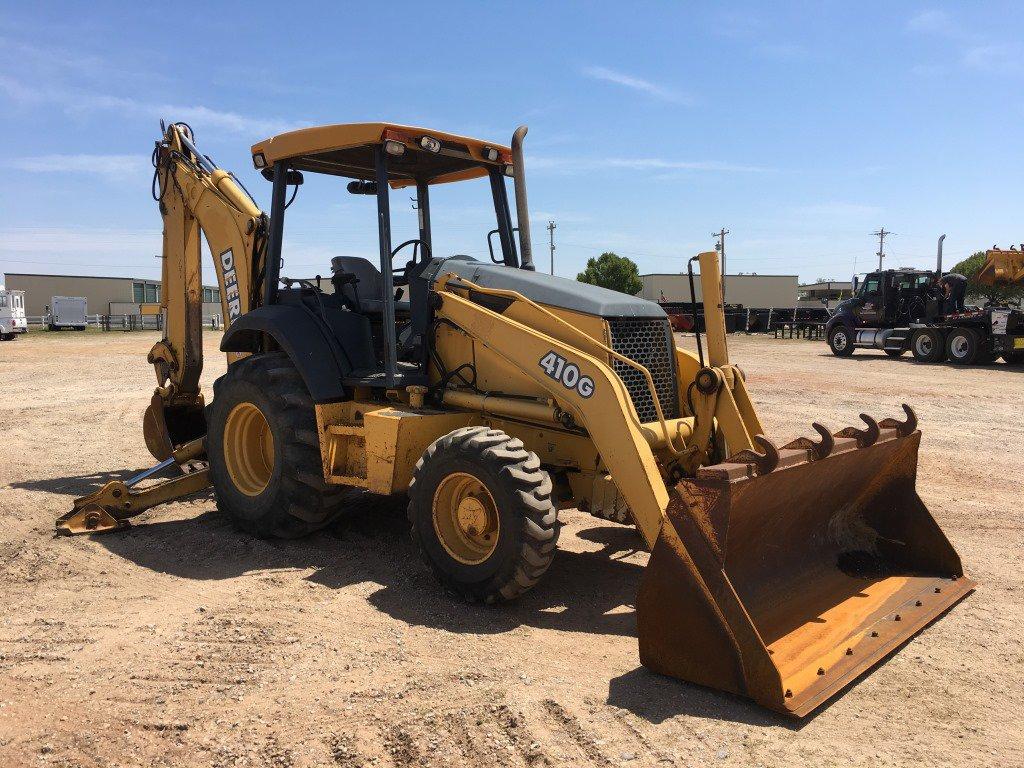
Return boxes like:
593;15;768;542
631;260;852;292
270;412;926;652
637;412;974;716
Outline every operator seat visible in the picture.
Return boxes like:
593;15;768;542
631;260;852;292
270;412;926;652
330;256;410;313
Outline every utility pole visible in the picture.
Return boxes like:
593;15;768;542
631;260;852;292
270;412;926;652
871;227;891;271
547;220;556;275
713;228;729;302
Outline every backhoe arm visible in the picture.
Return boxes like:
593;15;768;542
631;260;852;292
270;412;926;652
58;124;267;535
144;123;266;459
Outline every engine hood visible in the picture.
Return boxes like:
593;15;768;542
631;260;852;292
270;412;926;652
423;256;666;319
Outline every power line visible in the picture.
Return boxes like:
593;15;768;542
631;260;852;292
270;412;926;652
547;220;556;276
871;227;892;271
712;228;729;301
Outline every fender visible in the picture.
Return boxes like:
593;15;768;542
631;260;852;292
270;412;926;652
221;304;369;402
825;309;857;336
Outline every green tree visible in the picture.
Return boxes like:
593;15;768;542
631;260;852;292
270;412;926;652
576;252;643;295
949;251;1024;306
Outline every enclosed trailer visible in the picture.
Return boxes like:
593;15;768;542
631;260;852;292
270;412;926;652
47;296;88;331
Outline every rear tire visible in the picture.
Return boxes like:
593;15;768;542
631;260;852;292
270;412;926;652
911;329;945;363
945;328;979;365
828;326;855;356
408;426;558;603
207;352;345;538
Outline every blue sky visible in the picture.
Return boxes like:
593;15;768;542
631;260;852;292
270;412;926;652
1;2;1022;285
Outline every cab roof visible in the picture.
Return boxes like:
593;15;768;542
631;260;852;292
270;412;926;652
250;122;512;189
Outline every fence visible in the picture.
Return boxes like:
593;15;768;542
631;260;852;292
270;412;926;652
25;314;223;331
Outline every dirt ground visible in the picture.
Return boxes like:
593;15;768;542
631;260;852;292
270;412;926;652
0;329;1021;768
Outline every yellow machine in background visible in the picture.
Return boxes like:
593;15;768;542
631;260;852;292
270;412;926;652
979;246;1024;286
59;121;973;716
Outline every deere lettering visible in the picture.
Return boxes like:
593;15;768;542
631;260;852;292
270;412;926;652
220;248;241;321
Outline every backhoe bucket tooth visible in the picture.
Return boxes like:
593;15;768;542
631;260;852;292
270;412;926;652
637;426;973;716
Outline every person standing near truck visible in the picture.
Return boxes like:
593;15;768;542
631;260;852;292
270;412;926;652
937;272;968;314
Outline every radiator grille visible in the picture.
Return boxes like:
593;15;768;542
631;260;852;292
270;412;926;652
607;318;680;423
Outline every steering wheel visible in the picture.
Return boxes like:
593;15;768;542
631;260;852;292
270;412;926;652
390;239;431;285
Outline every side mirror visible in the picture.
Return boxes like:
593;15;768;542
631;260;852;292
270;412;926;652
260;168;305;185
852;276;859;292
347;180;379;195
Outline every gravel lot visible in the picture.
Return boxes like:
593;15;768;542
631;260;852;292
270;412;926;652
0;329;1020;767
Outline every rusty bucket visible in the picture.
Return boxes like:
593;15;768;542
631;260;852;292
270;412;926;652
637;410;974;716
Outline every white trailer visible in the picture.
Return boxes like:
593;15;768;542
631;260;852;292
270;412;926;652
0;287;28;340
47;296;88;331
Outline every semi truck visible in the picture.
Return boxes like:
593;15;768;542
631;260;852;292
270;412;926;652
0;286;28;340
825;239;1024;365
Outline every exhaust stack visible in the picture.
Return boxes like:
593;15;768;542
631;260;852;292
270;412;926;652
936;233;946;274
511;125;535;271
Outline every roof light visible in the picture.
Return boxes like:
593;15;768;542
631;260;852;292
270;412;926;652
384;139;406;156
482;146;499;162
503;163;515;177
419;135;441;153
252;152;267;169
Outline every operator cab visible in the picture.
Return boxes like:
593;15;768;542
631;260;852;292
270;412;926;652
247;123;530;390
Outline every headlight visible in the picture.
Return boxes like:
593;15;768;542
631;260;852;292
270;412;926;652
419;135;441;153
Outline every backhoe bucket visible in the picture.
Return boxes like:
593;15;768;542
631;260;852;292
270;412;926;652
637;415;973;716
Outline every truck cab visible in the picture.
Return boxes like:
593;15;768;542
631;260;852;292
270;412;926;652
0;287;28;340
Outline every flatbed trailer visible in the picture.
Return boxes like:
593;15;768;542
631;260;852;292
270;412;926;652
835;306;1024;364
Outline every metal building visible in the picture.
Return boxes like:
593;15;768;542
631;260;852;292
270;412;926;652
637;273;798;308
798;280;853;309
1;273;222;319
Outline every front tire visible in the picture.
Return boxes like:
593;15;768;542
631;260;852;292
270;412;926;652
207;352;345;538
828;326;855;356
911;328;945;363
408;426;558;603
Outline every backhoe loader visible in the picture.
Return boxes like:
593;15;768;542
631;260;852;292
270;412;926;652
58;121;973;716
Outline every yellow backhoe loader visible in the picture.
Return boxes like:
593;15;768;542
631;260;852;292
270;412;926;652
58;121;973;716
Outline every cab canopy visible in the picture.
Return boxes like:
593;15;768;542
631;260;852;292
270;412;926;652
251;123;512;188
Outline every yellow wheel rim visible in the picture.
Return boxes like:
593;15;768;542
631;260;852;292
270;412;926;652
432;472;499;565
223;402;275;496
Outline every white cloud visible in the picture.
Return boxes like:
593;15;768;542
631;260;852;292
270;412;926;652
906;11;1020;78
755;42;808;60
531;156;769;173
791;202;882;219
0;74;300;135
0;227;161;263
907;10;954;35
581;66;693;104
962;44;1021;75
10;154;150;180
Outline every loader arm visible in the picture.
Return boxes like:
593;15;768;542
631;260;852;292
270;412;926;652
144;123;266;459
435;275;673;549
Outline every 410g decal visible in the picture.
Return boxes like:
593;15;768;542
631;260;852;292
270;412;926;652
539;351;595;398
